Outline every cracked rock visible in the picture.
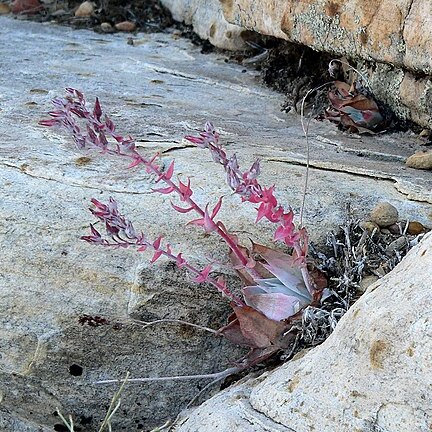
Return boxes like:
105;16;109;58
0;16;431;431
176;233;432;432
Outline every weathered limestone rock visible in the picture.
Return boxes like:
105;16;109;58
74;1;93;18
0;17;430;431
366;65;432;128
406;150;432;170
160;0;432;127
177;232;432;431
369;202;399;227
160;0;247;50
221;0;432;128
222;0;432;74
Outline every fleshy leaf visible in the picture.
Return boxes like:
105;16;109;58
232;306;289;349
252;243;309;300
211;197;223;219
150;250;163;263
242;286;301;321
193;264;212;283
171;202;194;214
164;160;175;180
151;186;175;194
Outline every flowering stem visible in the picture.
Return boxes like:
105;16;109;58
39;89;256;280
187;123;317;292
159;246;245;306
134;154;255;272
100;237;245;307
94;366;241;385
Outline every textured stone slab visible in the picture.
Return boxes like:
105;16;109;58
220;0;432;128
160;0;246;50
222;0;432;75
177;232;432;432
0;17;430;431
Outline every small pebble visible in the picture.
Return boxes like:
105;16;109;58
360;220;380;236
406;151;432;170
407;221;426;235
51;8;67;16
369;202;399;227
0;3;11;14
100;22;114;33
388;223;402;235
10;0;41;14
75;0;93;17
373;264;387;278
358;275;379;294
385;236;408;256
115;21;136;32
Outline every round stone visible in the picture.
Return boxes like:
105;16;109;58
369;202;399;227
407;221;426;235
360;220;380;236
406;151;432;170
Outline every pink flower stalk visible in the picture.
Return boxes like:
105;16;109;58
40;90;320;324
82;197;245;306
39;89;257;277
186;123;315;295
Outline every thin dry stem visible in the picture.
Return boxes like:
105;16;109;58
299;112;313;228
330;59;371;89
131;318;218;334
56;409;75;432
94;367;241;386
186;369;237;408
98;372;130;432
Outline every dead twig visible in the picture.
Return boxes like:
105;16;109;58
94;367;241;386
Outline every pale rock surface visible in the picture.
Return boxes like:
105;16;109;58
0;17;431;431
221;0;432;74
160;0;247;50
406;150;432;170
222;0;432;128
74;0;93;17
161;0;432;127
177;232;432;432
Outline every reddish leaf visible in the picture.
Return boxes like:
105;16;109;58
164;160;175;180
175;253;186;268
217;317;257;348
211;197;223;219
193;264;213;283
93;97;102;121
150;250;163;263
38;119;59;127
152;236;163;250
170;202;194;213
127;158;142;169
232;305;289;349
152;186;175;194
178;178;193;201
